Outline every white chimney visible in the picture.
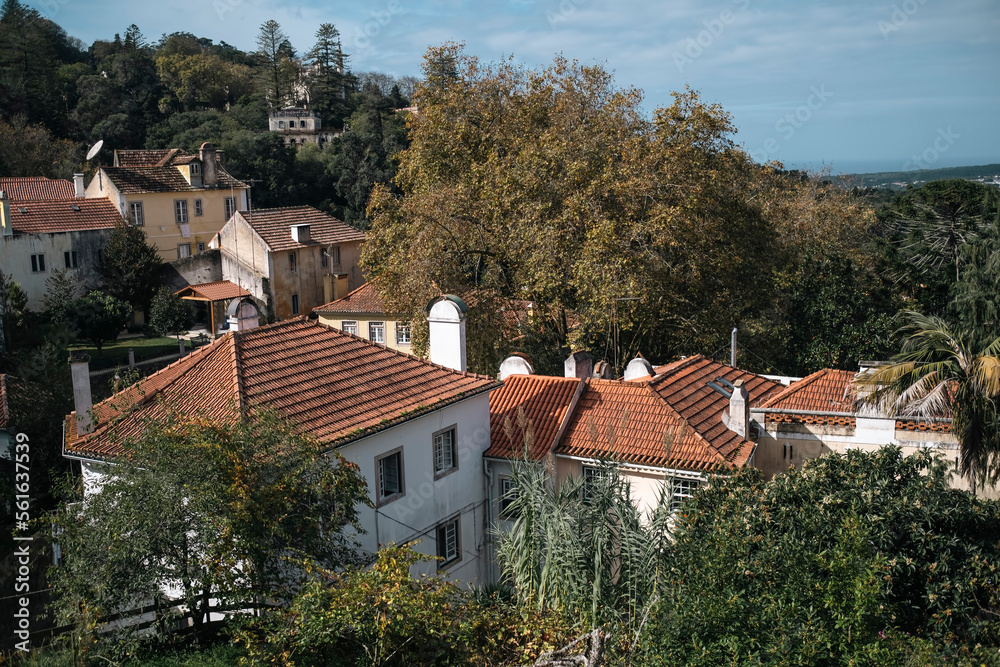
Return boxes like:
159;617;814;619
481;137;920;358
73;173;85;197
623;354;655;381
70;352;94;435
0;191;11;237
499;353;533;380
564;351;593;379
729;379;749;439
427;296;467;372
290;224;311;244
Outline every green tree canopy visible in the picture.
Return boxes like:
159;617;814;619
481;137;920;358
95;220;162;314
49;409;371;639
70;290;130;353
147;286;194;337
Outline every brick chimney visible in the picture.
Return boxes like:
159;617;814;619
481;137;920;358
427;296;468;372
73;173;85;197
70;352;94;435
729;379;749;438
199;142;218;186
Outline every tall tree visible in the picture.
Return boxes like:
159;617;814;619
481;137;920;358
364;46;776;374
255;19;298;108
95;220;162;315
306;23;349;122
71;290;130;353
857;311;1000;491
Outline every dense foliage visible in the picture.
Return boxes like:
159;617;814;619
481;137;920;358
69;290;131;353
48;410;371;649
147;287;195;337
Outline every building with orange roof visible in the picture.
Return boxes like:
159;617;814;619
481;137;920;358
64;307;500;583
84;144;249;262
212;205;365;321
0;185;125;309
483;351;783;576
752;366;994;497
313;279;413;352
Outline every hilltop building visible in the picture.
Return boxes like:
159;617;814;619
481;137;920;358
268;107;341;147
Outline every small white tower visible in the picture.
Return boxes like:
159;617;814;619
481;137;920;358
427;295;468;372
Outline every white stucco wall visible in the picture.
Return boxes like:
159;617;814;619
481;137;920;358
0;229;110;309
338;394;493;585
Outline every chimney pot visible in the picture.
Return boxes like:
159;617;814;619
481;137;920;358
73;173;85;197
427;296;468;372
198;142;218;186
70;352;94;435
728;379;750;439
499;353;533;380
564;351;593;379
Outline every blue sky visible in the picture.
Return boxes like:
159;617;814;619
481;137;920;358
34;0;999;174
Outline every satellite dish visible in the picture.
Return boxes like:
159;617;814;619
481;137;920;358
85;139;104;161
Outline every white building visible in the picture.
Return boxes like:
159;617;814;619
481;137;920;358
0;179;123;309
63;299;499;583
268;107;341;147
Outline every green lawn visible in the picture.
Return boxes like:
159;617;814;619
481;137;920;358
69;336;204;371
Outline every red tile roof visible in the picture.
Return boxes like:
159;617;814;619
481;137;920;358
647;355;783;466
240;207;365;252
0;177;75;201
486;374;582;460
556;379;743;470
314;280;383;315
101;165;245;195
8;198;124;234
64;318;499;460
0;374;8;429
114;149;182;168
758;368;952;432
176;280;252;302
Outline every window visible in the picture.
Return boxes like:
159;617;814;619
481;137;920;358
64;251;78;269
433;426;457;477
369;321;385;344
436;518;460;566
289;252;297;272
582;465;610;502
174;199;188;223
291;294;299;315
330;245;341;266
191;162;200;174
194;199;203;216
320;249;328;268
670;477;701;511
376;449;404;504
30;254;45;273
395;323;412;345
499;477;517;518
197;242;205;253
129;201;144;226
225;197;237;219
342;321;358;335
289;120;296;128
278;120;285;129
177;243;191;259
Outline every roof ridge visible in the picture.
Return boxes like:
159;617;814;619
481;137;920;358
759;367;838;409
228;332;245;415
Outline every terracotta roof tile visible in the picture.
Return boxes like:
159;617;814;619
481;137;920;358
314;280;383;314
65;319;498;460
240;207;365;252
102;165;245;195
0;177;75;201
486;374;582;460
8;198;124;234
555;379;740;470
647;355;783;465
114;149;182;167
176;280;251;302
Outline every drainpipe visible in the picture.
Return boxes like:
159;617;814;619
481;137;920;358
482;458;495;584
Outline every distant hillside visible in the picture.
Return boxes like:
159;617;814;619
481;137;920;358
833;163;1000;190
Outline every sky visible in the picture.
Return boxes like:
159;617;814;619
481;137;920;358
33;0;1000;174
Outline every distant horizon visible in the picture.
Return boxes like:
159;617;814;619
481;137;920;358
787;158;1000;176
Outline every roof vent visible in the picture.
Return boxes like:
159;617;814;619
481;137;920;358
18;207;27;214
71;204;81;212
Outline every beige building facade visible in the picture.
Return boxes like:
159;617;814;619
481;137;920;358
85;145;249;262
